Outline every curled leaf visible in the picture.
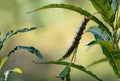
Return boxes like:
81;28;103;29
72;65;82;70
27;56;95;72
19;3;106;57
16;46;44;61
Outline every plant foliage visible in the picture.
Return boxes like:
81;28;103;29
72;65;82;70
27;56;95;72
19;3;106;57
0;27;44;81
34;60;102;81
29;0;120;81
0;27;37;50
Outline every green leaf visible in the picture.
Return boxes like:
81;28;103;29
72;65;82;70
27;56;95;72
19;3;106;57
7;46;44;61
15;27;37;33
87;39;119;77
87;58;108;68
0;27;38;50
87;40;115;51
29;4;90;16
0;45;44;70
0;56;8;70
29;4;112;37
66;70;71;81
87;40;120;78
89;0;114;23
4;27;37;41
112;50;120;60
86;26;110;41
111;0;118;13
112;50;120;76
34;60;102;81
116;17;120;29
57;66;71;80
101;46;120;78
117;32;120;43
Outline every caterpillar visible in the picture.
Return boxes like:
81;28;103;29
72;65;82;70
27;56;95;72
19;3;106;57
61;17;90;59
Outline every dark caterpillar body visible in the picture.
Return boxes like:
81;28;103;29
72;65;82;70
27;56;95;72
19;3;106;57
62;17;90;59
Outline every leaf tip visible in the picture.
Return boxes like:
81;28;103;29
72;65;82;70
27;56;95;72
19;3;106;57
13;68;23;74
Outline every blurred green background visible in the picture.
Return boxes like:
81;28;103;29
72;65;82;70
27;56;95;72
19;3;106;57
0;0;118;81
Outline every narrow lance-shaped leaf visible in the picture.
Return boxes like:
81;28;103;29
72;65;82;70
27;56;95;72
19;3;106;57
15;27;37;33
29;4;112;37
86;26;110;41
116;17;120;29
87;58;108;68
57;65;71;80
89;0;115;23
87;40;116;51
0;46;44;70
88;41;120;78
0;27;38;50
34;60;102;81
7;46;44;62
4;27;37;42
102;46;120;78
112;50;120;74
87;40;120;78
16;46;44;61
